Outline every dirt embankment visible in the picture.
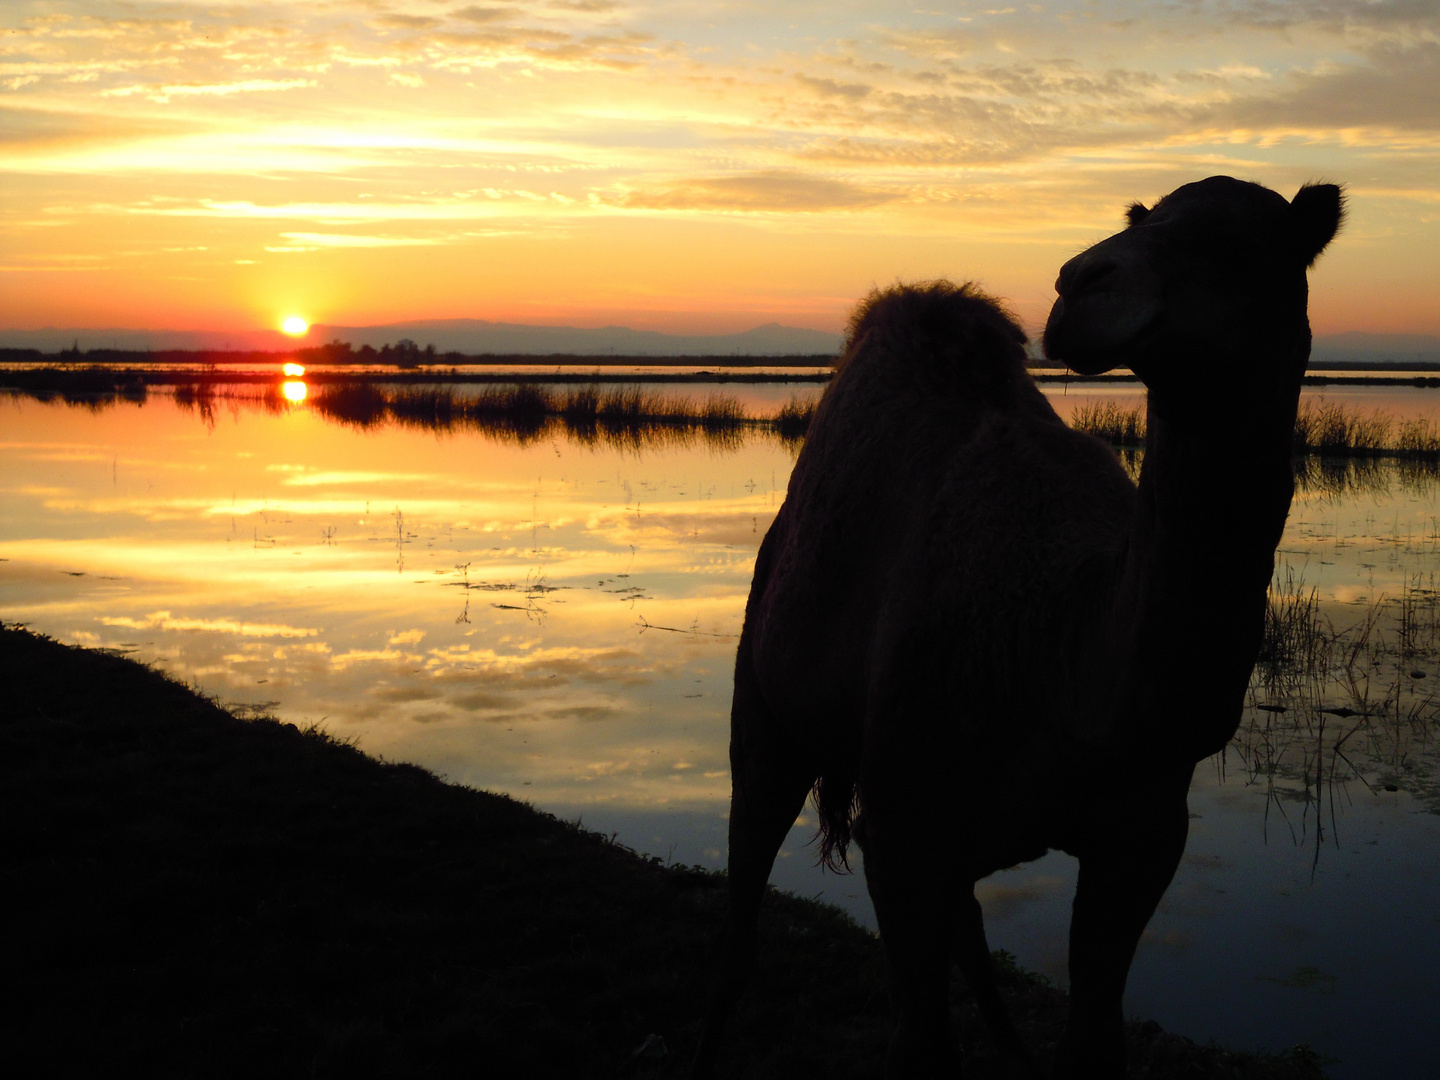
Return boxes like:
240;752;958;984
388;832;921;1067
0;624;1328;1078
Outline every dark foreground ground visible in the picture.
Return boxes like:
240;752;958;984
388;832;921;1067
0;624;1329;1079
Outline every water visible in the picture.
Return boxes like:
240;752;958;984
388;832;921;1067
3;383;1439;1076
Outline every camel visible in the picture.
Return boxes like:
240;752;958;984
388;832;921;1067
692;176;1345;1078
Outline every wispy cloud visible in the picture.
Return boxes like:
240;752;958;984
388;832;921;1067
608;171;896;213
0;0;1436;334
101;78;316;104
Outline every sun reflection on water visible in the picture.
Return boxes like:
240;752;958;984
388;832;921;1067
281;380;307;402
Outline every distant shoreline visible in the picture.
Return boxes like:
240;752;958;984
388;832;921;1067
0;346;837;369
2;347;1440;388
5;345;1440;385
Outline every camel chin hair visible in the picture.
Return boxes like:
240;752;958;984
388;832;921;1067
693;176;1343;1080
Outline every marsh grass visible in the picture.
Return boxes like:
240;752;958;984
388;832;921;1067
0;365;151;408
1292;399;1394;455
1074;397;1440;464
1071;400;1147;444
310;381;389;427
309;381;795;450
1238;561;1440;855
775;395;817;443
1257;564;1329;692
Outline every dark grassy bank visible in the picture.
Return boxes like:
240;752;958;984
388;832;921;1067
1;624;1329;1078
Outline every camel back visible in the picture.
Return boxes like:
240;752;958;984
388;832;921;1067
839;281;1030;399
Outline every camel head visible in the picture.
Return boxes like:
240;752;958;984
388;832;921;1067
1043;176;1344;386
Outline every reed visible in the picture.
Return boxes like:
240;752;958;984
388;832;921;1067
1394;416;1440;457
1072;397;1440;463
699;393;746;430
310;382;389;427
558;384;601;427
775;395;816;442
1293;399;1392;455
1069;400;1146;444
388;387;459;427
1256;563;1330;692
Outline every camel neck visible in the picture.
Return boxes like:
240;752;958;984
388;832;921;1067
1107;381;1299;758
1134;391;1297;589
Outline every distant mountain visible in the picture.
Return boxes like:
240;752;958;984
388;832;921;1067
304;318;842;357
9;322;1432;365
1;319;844;357
0;327;300;353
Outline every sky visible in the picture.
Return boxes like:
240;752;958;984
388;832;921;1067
2;0;1438;339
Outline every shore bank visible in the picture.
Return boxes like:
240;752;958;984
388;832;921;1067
0;624;1329;1078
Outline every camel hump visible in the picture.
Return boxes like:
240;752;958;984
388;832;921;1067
840;280;1030;392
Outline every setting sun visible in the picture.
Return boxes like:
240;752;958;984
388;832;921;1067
281;316;309;337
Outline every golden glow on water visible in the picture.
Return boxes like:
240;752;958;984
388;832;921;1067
281;380;307;402
0;393;792;818
6;388;1440;1070
6;384;1439;816
283;363;306;377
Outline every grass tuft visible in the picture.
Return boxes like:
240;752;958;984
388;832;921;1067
1070;400;1146;444
1070;397;1440;464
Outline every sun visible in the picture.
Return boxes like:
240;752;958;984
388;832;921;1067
281;315;309;336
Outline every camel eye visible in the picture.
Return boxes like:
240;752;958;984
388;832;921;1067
1126;202;1152;227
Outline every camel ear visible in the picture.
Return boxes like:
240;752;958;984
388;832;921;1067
1126;202;1151;227
1290;183;1345;267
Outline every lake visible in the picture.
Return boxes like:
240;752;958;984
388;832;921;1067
3;379;1439;1077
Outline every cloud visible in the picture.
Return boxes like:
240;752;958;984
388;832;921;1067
101;78;316;104
547;1;621;11
372;14;442;31
413;25;655;71
611;171;896;212
450;5;520;24
1224;0;1440;31
272;231;448;249
795;73;872;99
1206;40;1440;134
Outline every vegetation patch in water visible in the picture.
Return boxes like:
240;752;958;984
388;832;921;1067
1073;397;1440;463
309;381;815;449
1239;562;1440;849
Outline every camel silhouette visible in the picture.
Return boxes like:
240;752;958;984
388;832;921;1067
693;176;1345;1078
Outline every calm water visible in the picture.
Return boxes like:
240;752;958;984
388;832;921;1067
3;384;1439;1077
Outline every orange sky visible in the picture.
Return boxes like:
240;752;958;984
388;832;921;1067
2;1;1438;339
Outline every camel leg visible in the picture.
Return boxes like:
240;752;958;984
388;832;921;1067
692;645;813;1077
952;893;1042;1079
858;808;963;1078
1054;774;1192;1079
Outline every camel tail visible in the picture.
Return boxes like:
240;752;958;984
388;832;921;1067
839;279;1029;389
